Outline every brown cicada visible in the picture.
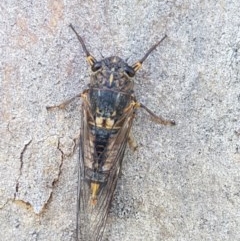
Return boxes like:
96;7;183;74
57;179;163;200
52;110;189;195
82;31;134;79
48;24;175;241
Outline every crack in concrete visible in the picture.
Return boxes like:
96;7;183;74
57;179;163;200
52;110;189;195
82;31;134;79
41;138;65;212
14;140;32;199
52;138;64;186
72;136;79;156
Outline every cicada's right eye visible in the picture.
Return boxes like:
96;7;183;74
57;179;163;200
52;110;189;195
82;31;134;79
124;66;135;78
91;62;102;72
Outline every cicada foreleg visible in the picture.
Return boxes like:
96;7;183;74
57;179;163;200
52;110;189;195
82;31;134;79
137;102;176;126
128;131;138;152
46;93;83;110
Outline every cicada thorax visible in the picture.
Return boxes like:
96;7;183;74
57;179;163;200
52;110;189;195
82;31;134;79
84;56;135;205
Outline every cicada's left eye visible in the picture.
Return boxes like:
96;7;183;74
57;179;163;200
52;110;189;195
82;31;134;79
124;66;135;77
91;62;102;72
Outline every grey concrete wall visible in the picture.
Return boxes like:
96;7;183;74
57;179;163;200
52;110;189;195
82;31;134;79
1;0;240;240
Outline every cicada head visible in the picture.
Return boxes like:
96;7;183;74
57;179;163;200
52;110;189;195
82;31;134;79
89;56;135;92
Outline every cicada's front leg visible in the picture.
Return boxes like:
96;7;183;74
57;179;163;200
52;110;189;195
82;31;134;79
134;101;175;126
46;93;82;110
128;131;138;152
139;103;175;125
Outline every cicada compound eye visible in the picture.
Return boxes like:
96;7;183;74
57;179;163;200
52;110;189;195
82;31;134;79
91;62;102;72
124;66;135;77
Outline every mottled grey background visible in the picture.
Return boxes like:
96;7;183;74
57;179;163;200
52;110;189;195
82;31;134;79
1;0;240;240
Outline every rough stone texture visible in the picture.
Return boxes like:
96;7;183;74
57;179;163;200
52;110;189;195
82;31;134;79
1;0;240;240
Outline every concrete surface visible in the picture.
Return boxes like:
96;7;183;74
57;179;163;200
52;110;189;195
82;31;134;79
1;0;240;240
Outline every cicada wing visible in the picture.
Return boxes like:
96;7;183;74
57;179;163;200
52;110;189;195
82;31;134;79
77;97;136;241
77;161;122;241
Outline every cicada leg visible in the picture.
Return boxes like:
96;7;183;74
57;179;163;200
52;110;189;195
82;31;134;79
128;131;138;152
46;93;82;110
138;102;176;126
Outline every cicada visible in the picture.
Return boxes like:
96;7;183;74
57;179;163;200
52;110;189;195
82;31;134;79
48;24;175;241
